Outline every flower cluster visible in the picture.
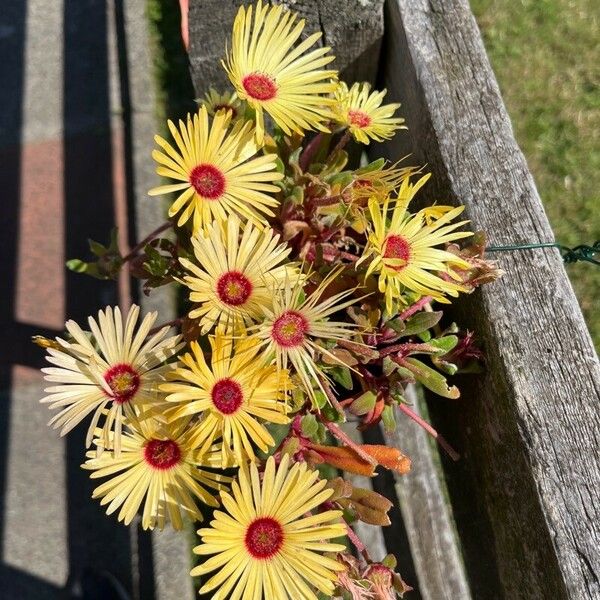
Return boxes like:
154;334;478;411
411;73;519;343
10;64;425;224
37;1;502;598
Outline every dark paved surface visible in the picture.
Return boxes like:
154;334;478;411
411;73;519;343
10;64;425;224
0;1;184;598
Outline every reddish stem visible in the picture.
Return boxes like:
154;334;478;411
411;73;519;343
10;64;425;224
330;130;351;157
399;296;433;320
323;421;378;466
310;194;343;207
346;525;372;562
123;221;172;262
319;376;346;419
397;402;460;461
379;342;435;358
337;338;375;359
299;132;325;171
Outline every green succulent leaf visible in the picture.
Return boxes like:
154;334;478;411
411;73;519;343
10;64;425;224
66;259;103;279
312;390;328;410
382;356;398;376
349;390;377;416
66;229;123;280
300;414;319;439
330;365;353;390
429;335;459;353
394;311;443;337
143;243;169;277
381;404;397;433
355;157;385;174
402;357;460;399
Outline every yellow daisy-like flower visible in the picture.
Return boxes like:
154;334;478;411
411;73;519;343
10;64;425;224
224;0;338;144
251;270;361;405
161;335;291;465
421;204;458;226
342;161;416;233
201;87;243;118
192;454;346;600
41;305;182;455
357;174;473;315
82;416;229;530
334;81;405;144
349;161;415;204
180;215;300;334
148;106;282;231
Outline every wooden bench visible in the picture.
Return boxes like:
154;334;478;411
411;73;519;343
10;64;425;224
187;1;600;597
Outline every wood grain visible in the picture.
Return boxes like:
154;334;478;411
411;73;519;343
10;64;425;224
377;1;600;598
184;0;600;597
386;387;472;600
187;0;385;97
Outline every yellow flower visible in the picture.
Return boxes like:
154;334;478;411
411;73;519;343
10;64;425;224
224;0;338;143
148;106;282;231
41;305;182;455
421;204;457;225
161;335;290;465
349;161;415;204
201;87;243;118
334;81;405;144
357;174;473;315
81;416;229;530
343;161;416;233
250;270;361;406
179;215;301;334
192;454;346;600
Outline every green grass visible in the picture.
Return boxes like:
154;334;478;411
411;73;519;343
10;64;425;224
470;0;600;348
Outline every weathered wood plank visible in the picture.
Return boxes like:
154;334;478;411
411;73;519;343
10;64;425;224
187;0;385;97
378;1;600;598
386;386;472;600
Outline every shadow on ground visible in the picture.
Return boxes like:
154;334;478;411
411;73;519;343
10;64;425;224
0;1;155;598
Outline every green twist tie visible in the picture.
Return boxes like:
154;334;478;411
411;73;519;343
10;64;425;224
486;241;600;267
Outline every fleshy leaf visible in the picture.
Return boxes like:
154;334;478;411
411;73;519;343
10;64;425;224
402;357;460;399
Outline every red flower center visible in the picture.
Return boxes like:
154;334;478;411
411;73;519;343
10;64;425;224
104;363;140;404
216;271;253;306
383;234;411;270
271;310;309;348
242;73;278;101
144;439;181;470
348;109;372;128
211;378;244;415
189;163;226;199
245;517;284;559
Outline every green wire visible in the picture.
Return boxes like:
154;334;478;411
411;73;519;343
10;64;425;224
486;241;600;266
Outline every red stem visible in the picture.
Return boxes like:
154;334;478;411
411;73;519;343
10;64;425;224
123;221;172;262
399;296;433;320
310;194;343;207
397;402;460;461
379;342;435;358
299;132;325;171
323;421;378;466
346;525;372;562
319;376;346;419
330;130;351;157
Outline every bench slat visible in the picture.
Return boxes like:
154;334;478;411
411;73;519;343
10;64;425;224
386;387;472;600
377;1;600;597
